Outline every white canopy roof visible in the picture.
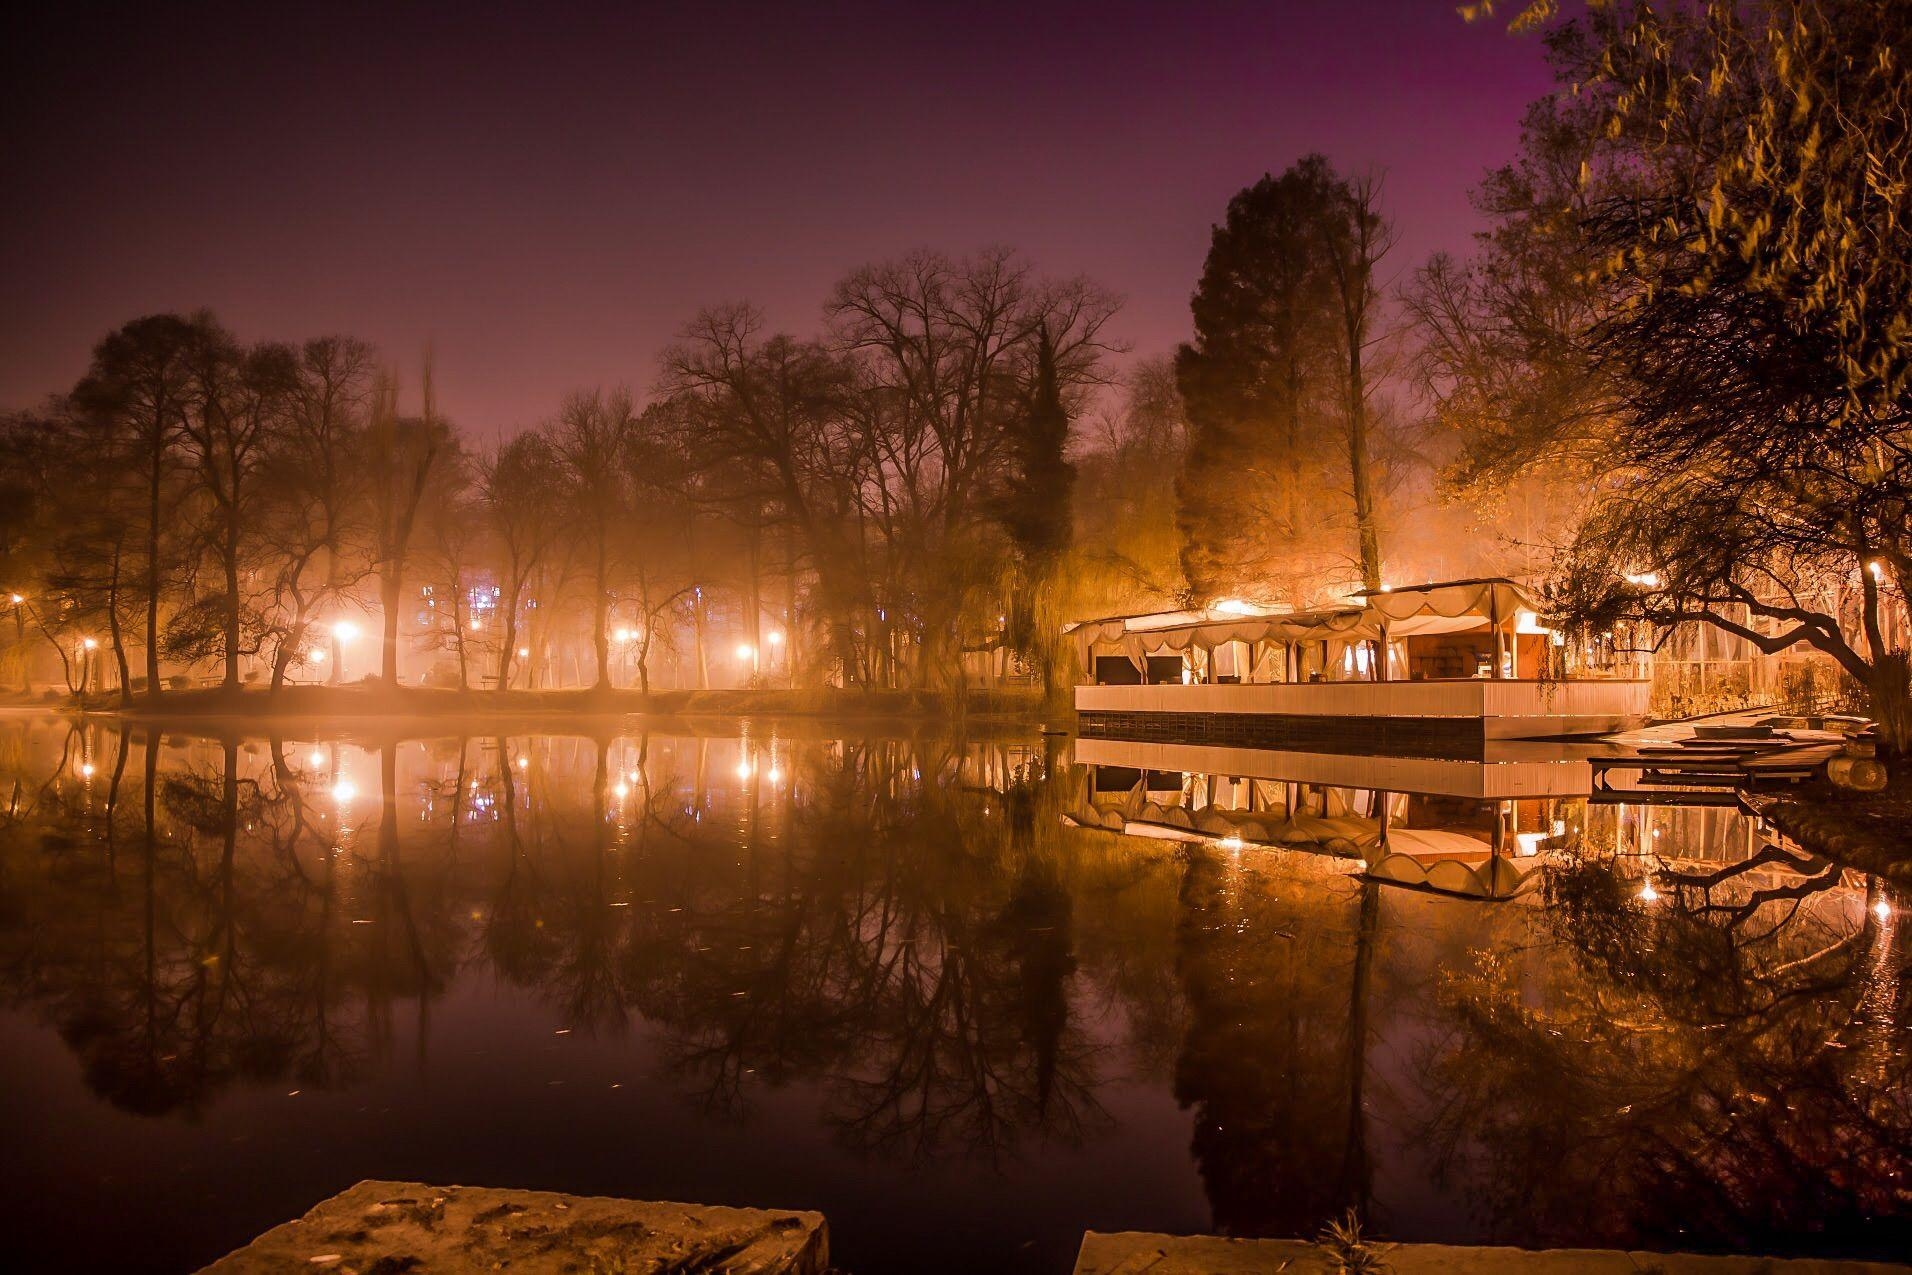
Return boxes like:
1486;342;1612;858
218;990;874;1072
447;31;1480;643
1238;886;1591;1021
1068;578;1543;665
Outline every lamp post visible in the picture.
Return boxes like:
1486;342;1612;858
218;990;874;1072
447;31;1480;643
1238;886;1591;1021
331;621;359;685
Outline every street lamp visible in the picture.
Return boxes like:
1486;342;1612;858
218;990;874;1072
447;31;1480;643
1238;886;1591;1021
330;621;359;685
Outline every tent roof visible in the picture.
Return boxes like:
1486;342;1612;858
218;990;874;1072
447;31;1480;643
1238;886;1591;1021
1069;578;1545;653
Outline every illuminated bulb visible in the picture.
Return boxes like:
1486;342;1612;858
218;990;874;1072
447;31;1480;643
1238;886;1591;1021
735;761;753;781
469;618;481;631
9;593;22;604
766;766;783;785
735;643;755;661
307;750;325;768
1876;898;1893;921
332;621;359;642
765;630;784;646
517;647;530;658
1868;560;1886;582
1638;881;1659;903
81;637;98;650
611;781;629;800
79;763;96;778
308;647;326;661
1213;599;1255;616
1623;571;1662;589
332;780;357;805
612;627;635;643
516;757;528;769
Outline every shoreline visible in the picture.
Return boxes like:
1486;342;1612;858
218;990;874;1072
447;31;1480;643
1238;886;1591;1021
3;683;1057;724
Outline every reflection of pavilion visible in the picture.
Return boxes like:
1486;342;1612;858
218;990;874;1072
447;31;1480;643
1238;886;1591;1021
1068;737;1593;900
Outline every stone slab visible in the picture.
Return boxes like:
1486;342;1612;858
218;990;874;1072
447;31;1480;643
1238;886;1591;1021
1074;1231;1911;1275
198;1179;828;1274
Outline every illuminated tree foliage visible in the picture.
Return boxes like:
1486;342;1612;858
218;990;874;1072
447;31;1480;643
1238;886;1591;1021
1176;156;1393;603
1442;0;1912;750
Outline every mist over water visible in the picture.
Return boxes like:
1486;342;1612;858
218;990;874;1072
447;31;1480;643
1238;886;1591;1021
0;715;1904;1273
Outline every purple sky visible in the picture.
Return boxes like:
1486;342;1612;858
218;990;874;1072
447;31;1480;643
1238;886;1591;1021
2;1;1555;434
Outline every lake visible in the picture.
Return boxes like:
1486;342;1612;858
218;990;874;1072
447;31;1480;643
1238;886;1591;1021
0;715;1904;1272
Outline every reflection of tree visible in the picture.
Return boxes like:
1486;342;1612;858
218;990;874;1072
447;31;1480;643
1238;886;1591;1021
0;723;467;1113
0;722;1187;1166
617;737;1117;1160
1413;845;1908;1255
1172;850;1379;1238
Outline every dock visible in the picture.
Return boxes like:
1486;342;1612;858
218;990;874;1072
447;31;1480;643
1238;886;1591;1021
1074;1232;1912;1275
196;1180;829;1274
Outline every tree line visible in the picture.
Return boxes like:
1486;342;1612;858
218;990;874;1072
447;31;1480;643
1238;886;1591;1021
0;249;1138;701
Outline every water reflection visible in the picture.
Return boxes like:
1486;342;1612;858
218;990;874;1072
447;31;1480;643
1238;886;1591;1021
0;716;1904;1271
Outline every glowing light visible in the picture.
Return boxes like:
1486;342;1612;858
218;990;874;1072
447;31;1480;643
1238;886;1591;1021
612;627;636;643
1876;898;1893;920
308;647;327;661
611;781;629;800
765;630;784;647
79;763;96;778
1213;598;1256;616
332;780;357;805
1215;833;1245;852
468;618;481;631
8;593;21;605
734;643;755;661
516;757;528;769
517;647;530;659
1638;880;1659;903
332;621;359;643
1868;560;1887;582
81;637;98;651
734;760;753;781
307;750;325;768
1623;571;1662;589
766;766;783;785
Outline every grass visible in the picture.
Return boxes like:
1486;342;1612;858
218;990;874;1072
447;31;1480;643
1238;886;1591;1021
1315;1211;1393;1275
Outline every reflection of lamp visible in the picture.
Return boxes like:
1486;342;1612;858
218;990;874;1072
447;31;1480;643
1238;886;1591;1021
1638;879;1659;903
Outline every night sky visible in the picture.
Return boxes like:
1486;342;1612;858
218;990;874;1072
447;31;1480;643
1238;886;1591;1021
3;1;1554;433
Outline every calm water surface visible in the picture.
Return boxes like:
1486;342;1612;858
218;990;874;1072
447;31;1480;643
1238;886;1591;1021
0;715;1905;1273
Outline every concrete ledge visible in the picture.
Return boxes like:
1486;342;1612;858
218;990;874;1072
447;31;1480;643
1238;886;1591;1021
1074;1232;1911;1275
198;1180;828;1274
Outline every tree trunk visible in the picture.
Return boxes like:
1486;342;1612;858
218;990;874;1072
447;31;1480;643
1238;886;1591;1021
1344;340;1382;592
498;605;518;693
108;539;132;705
592;533;611;693
222;518;242;690
380;561;403;684
145;439;163;702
